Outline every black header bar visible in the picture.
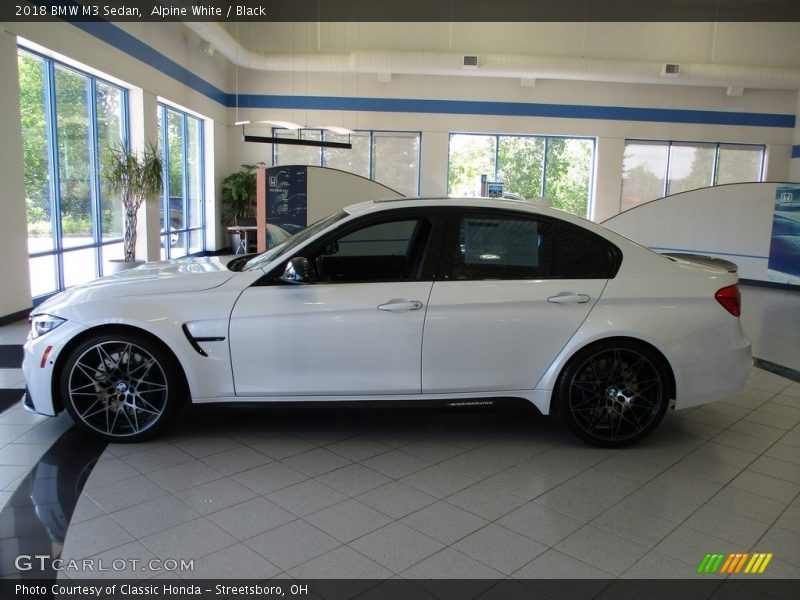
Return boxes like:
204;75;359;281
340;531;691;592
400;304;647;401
5;0;800;22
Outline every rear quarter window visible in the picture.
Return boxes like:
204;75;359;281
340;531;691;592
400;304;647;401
448;212;621;280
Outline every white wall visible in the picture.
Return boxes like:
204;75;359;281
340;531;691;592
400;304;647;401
602;182;781;281
305;167;403;222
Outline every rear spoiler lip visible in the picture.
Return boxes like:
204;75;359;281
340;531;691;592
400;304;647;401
661;252;739;273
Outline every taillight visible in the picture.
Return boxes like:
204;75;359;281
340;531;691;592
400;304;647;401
715;284;741;317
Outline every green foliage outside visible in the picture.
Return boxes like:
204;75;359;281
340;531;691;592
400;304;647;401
448;134;593;217
19;51;125;241
544;138;593;217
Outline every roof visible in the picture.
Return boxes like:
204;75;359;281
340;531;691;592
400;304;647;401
343;196;594;229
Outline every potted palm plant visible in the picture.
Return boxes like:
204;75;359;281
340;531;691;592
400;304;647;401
222;163;263;251
104;143;163;272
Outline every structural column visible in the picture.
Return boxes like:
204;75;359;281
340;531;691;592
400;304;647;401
0;28;33;317
128;88;162;262
419;130;449;198
592;137;626;223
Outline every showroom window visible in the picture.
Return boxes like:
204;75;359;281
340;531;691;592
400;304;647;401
443;212;619;280
157;104;205;259
18;48;128;298
620;139;765;212
272;129;421;197
447;134;595;218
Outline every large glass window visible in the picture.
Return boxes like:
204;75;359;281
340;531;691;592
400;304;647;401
621;140;765;212
18;48;127;298
157;104;205;259
448;133;595;218
716;143;765;185
273;129;421;197
323;131;370;178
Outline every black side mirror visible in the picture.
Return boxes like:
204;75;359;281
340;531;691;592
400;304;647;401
280;257;315;284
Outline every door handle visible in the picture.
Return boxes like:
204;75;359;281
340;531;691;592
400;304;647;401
378;299;424;312
548;292;591;304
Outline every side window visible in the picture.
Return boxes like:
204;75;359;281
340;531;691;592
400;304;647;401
310;219;427;282
448;213;618;280
454;217;546;279
549;223;618;279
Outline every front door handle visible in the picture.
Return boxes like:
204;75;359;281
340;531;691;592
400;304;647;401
548;292;591;304
378;299;424;312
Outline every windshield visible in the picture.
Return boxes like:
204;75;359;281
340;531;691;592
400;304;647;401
238;210;349;271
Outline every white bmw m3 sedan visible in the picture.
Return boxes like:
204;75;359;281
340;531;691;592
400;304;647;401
22;198;752;447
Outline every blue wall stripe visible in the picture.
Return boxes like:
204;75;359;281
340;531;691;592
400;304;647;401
792;145;800;158
71;21;228;105
73;22;795;129
229;93;795;128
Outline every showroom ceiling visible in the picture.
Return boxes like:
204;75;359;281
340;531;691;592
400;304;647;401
193;22;800;93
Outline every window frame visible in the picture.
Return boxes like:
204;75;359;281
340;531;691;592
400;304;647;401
620;138;766;212
19;46;129;300
157;102;206;259
446;132;597;218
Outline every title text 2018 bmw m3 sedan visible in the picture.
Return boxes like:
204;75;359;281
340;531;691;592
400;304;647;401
23;198;752;447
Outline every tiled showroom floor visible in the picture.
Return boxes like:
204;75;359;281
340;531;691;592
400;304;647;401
0;285;798;580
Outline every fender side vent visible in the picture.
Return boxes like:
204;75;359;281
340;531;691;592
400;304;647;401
181;324;225;357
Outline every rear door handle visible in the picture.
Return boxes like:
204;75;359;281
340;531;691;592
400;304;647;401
548;292;591;304
378;299;424;312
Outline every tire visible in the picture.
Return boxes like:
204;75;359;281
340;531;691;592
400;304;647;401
60;332;183;442
553;339;672;448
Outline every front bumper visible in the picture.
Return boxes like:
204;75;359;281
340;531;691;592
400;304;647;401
21;387;34;412
22;320;87;416
21;387;51;416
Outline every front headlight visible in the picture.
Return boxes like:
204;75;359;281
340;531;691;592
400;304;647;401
30;314;66;339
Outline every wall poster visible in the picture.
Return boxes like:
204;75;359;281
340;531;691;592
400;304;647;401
266;165;308;235
767;184;800;284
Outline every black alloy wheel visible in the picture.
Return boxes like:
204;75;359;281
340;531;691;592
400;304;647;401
555;340;672;447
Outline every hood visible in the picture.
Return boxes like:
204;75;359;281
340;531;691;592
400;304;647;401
36;257;237;313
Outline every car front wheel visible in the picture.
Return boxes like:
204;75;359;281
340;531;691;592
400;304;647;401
60;332;182;442
554;340;672;447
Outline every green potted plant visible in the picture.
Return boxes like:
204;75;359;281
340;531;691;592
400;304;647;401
103;142;163;271
222;162;263;251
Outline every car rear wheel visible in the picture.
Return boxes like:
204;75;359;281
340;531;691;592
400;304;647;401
60;333;181;442
554;340;671;447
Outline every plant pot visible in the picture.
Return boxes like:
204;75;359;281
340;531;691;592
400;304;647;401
229;232;243;253
105;259;145;275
